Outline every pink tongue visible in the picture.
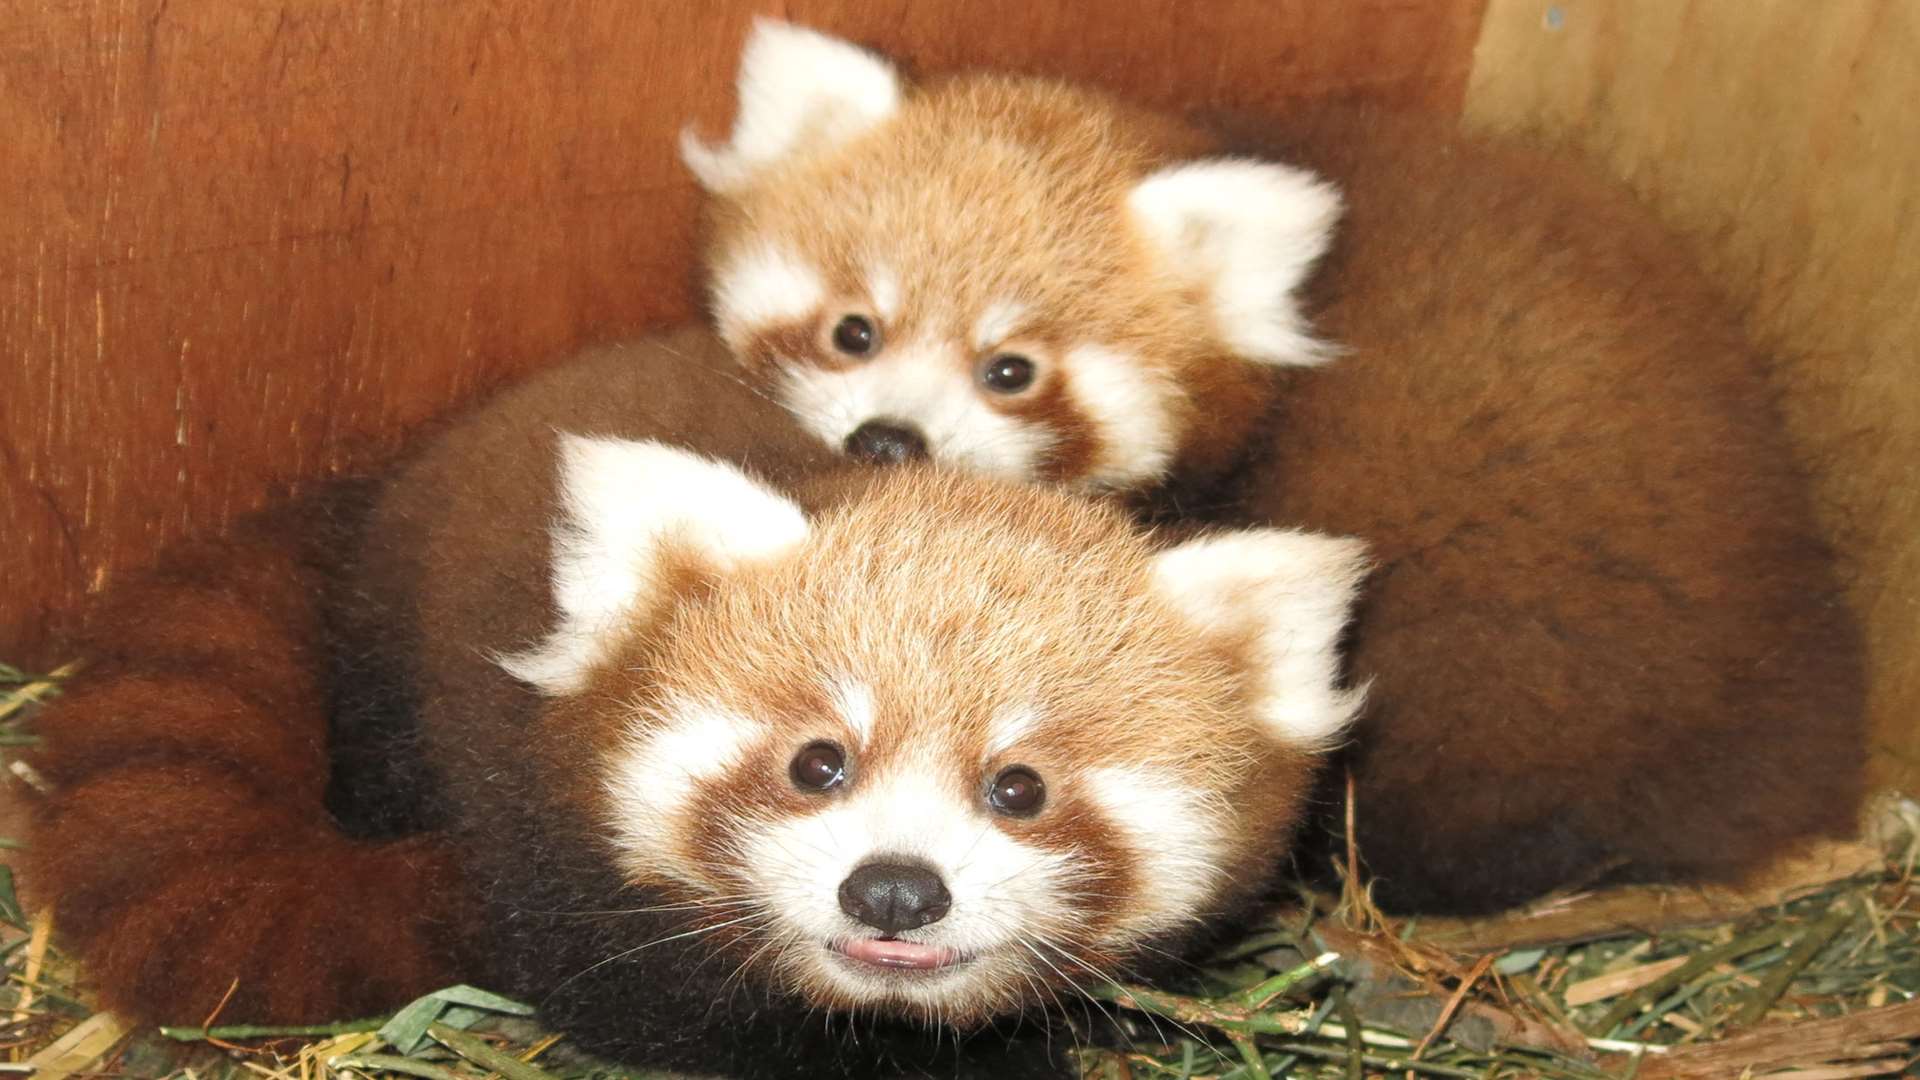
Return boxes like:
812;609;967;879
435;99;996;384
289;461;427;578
840;938;959;970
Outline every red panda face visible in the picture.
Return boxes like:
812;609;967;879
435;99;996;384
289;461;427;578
685;21;1344;492
601;676;1243;1022
699;115;1192;490
503;438;1368;1024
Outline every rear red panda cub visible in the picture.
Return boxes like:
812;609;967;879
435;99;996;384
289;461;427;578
682;22;1868;914
27;332;1368;1078
683;21;1337;494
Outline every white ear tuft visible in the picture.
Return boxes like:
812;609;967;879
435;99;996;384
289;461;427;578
1150;529;1369;747
1128;159;1343;366
681;18;903;193
499;435;810;695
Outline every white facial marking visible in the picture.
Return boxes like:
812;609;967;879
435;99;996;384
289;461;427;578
681;18;903;193
1149;529;1369;746
1129;159;1343;366
712;245;827;347
741;760;1080;1011
606;694;769;887
866;265;902;323
971;300;1029;352
985;704;1041;760
1083;765;1230;942
779;344;1054;479
1062;345;1179;488
830;677;877;746
497;436;810;695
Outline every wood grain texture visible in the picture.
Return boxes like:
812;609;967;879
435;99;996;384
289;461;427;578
1463;0;1920;791
0;0;1490;662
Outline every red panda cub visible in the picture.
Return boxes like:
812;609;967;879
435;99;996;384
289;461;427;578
681;22;1867;914
454;447;1363;1076
27;331;1369;1078
682;21;1336;496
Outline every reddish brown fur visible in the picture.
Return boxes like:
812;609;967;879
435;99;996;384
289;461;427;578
22;509;478;1023
347;330;844;791
1217;108;1867;912
25;328;840;1026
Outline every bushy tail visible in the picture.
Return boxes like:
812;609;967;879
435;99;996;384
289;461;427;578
21;496;475;1024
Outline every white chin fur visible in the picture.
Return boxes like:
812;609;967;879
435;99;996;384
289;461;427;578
739;764;1079;1013
682;19;903;193
778;348;1053;481
1128;159;1342;367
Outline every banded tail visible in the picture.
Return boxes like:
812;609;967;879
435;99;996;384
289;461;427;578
21;494;475;1023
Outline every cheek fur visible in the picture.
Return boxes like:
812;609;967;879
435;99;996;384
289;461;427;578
1060;345;1180;488
603;698;774;890
996;377;1098;485
1079;765;1234;945
711;245;827;350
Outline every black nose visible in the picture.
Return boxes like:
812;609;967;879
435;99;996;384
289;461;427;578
843;420;928;465
838;860;952;934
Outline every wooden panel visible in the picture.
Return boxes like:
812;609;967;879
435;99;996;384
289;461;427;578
0;0;1490;663
1464;0;1920;791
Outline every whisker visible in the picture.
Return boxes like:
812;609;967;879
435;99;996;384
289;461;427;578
654;343;790;410
720;922;794;1002
541;911;768;1005
1033;937;1208;1048
518;894;759;918
1016;935;1105;1036
948;819;997;878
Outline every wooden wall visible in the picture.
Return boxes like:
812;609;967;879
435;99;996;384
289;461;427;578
1463;0;1920;790
5;0;1911;788
0;0;1489;664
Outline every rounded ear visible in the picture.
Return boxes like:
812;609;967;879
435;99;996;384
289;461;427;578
498;435;809;695
1128;159;1343;367
681;18;904;193
1148;529;1369;747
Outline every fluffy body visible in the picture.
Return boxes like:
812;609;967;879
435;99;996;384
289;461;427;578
27;329;1367;1078
687;22;1868;914
1223;109;1866;912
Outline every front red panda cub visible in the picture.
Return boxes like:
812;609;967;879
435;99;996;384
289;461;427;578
403;438;1367;1075
683;20;1336;493
23;331;1359;1078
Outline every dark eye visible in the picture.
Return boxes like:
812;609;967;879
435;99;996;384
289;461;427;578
987;766;1045;815
832;315;879;357
790;742;847;791
981;354;1036;394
